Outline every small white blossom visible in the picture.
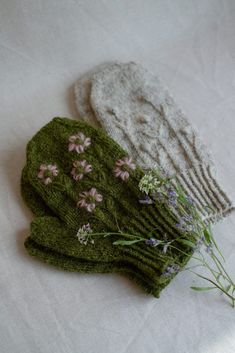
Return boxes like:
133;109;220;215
139;170;161;195
76;223;94;245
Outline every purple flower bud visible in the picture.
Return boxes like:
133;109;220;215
185;195;195;206
162;264;180;277
205;243;213;254
182;215;193;222
145;237;160;247
168;190;177;198
139;196;154;205
176;222;185;231
176;215;195;233
168;198;177;207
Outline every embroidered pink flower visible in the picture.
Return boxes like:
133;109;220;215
77;188;103;213
71;160;92;181
68;132;91;153
37;164;59;185
114;156;136;181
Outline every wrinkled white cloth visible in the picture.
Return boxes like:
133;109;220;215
0;1;235;353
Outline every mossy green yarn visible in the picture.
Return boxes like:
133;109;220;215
25;216;181;297
21;117;192;297
21;171;174;295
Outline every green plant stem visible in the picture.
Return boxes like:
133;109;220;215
139;169;235;307
188;270;235;307
199;252;227;291
212;252;235;287
169;244;233;297
91;232;144;240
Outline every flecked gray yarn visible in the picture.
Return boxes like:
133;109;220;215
74;62;234;221
74;62;117;127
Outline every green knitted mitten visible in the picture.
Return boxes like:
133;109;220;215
22;167;183;296
22;117;192;297
26;216;180;296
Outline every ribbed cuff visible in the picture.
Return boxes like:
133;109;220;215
174;164;234;222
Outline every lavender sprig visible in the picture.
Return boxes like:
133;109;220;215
138;168;235;307
75;168;235;307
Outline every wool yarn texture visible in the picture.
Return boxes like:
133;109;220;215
74;62;234;222
22;117;193;297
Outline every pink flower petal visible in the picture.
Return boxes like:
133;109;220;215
83;138;91;147
73;173;83;181
78;132;85;141
129;163;136;170
69;135;77;143
84;165;92;173
44;177;52;185
52;170;58;176
114;170;122;178
80;160;86;167
123;157;129;163
69;143;76;152
38;171;44;179
115;159;125;167
95;194;103;202
75;145;84;153
114;167;124;177
77;199;87;208
86;203;96;212
79;191;88;199
89;188;97;197
121;171;129;181
40;164;47;171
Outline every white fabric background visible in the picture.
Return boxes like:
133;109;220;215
0;1;235;352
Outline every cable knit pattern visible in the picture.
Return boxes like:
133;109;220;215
74;62;234;221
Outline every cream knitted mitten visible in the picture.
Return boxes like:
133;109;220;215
74;62;234;221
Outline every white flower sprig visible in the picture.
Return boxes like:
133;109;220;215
76;224;94;245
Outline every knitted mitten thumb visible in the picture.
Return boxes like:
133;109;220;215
26;216;177;297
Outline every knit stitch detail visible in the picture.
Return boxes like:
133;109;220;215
74;62;233;222
21;117;194;297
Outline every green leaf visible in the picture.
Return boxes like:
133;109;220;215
204;205;215;212
176;239;195;248
203;228;212;244
103;233;112;238
190;286;216;292
113;239;143;246
210;232;225;261
226;284;232;292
